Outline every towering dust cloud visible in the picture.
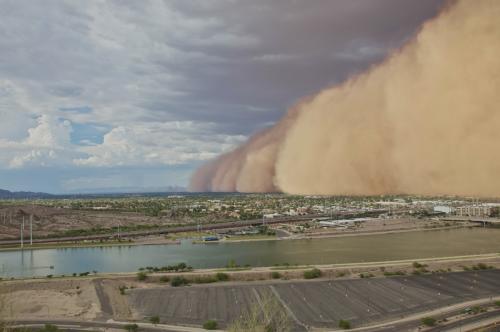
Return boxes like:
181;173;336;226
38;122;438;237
190;0;500;197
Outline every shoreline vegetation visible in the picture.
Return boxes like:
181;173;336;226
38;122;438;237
0;222;476;252
1;252;499;283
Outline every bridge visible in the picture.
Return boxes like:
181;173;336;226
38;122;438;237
443;216;500;226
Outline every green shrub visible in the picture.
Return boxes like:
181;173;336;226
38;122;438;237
473;263;491;270
137;272;148;281
149;316;160;324
413;262;427;269
470;306;485;314
170;276;189;287
203;320;218;330
159;276;169;283
226;259;238;268
215;272;229;282
421;317;436;326
384;271;406;277
119;285;127;295
304;268;322;279
338;319;351;329
271;271;281;279
124;323;139;332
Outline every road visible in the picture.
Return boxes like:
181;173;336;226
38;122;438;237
11;319;218;332
0;210;385;246
427;310;500;331
363;306;500;332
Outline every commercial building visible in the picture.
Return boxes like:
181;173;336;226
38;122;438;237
455;205;493;217
434;206;453;214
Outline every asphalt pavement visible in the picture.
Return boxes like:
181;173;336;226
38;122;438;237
128;269;500;330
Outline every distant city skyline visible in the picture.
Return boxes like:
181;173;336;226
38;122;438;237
0;0;444;193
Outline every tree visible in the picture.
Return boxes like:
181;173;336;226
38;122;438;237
124;324;139;332
215;272;229;281
227;259;238;268
338;320;351;329
170;276;188;287
203;320;218;330
303;268;322;279
149;316;160;325
421;317;436;327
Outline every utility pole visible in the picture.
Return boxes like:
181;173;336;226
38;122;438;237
30;214;33;245
21;216;24;249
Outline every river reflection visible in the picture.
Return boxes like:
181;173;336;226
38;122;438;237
1;227;499;278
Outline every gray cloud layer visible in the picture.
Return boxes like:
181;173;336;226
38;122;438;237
0;0;444;191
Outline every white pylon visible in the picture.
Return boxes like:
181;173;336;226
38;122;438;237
30;214;33;245
21;216;24;249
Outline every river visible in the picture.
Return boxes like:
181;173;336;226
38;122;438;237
1;227;499;278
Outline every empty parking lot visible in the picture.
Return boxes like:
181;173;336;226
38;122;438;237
128;270;500;330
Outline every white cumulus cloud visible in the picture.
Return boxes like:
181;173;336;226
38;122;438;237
74;122;246;167
0;114;76;168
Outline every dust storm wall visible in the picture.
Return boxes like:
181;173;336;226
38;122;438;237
190;0;500;197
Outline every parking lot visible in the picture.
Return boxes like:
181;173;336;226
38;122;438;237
128;270;500;330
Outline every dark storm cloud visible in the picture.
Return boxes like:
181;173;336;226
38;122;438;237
152;0;445;134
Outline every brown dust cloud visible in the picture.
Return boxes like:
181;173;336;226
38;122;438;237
190;0;500;197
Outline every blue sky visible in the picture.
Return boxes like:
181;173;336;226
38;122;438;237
0;0;443;193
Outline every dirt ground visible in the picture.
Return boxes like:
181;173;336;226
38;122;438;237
0;205;181;239
0;278;100;320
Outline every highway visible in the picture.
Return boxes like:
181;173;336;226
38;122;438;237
0;210;385;246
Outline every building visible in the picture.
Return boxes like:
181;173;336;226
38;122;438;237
433;206;453;214
319;220;353;227
455;205;493;217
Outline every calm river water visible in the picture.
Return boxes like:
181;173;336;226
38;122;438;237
1;227;499;278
